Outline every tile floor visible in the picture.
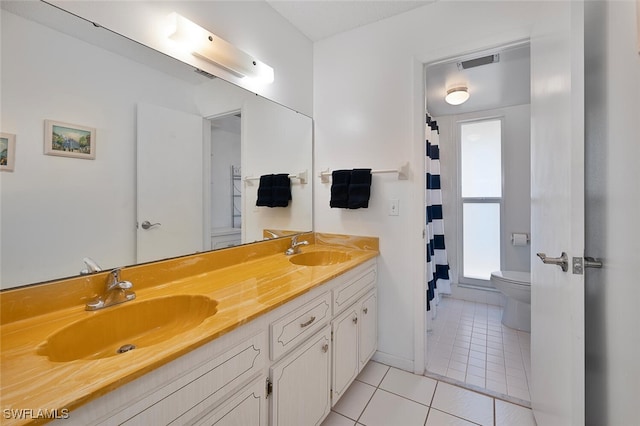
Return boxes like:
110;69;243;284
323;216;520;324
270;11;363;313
321;361;536;426
425;297;532;403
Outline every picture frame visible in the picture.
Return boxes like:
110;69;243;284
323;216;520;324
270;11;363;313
0;132;16;172
44;120;96;160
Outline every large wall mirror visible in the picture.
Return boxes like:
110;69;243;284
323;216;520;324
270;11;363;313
0;1;313;289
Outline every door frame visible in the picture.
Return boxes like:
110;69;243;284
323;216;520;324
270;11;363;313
203;109;243;251
413;36;534;376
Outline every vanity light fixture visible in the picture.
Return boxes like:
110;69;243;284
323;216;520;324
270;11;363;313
166;12;274;84
444;86;470;105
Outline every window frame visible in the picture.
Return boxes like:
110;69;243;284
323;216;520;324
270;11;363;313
456;116;505;287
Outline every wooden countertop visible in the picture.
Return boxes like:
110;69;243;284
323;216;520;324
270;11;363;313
0;233;378;425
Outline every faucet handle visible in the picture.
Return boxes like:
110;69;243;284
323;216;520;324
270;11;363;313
106;268;132;290
116;280;133;289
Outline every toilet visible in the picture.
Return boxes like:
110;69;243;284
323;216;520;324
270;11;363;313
490;271;531;332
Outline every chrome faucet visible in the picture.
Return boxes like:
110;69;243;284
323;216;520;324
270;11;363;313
80;257;102;275
85;268;136;311
285;235;309;255
264;230;280;239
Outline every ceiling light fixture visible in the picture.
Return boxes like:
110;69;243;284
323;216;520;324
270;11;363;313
445;86;470;105
166;12;274;84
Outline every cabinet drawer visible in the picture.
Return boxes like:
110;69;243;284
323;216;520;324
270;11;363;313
123;332;265;425
333;266;376;315
270;292;331;360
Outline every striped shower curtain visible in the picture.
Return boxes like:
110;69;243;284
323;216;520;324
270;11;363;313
425;114;451;311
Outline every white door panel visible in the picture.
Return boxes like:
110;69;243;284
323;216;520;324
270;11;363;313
530;2;585;425
137;103;204;263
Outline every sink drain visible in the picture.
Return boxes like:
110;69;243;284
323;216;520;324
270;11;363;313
117;344;136;354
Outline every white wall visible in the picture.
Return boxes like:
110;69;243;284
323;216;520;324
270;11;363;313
314;2;550;370
436;104;531;291
242;98;313;243
584;1;640;424
50;0;313;116
0;11;196;287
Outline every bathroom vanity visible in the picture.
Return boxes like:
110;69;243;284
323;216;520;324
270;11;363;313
0;233;378;426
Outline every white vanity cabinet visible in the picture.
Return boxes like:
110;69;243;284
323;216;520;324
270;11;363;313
188;377;267;426
54;258;377;426
330;263;378;405
57;330;268;426
269;326;332;426
331;288;378;405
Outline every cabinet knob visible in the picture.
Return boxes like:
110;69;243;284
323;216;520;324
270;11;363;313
322;343;329;353
352;316;358;324
363;307;368;314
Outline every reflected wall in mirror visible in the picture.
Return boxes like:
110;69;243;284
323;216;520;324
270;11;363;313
0;2;313;289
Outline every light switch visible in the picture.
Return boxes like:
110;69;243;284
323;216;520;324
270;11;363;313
389;199;399;216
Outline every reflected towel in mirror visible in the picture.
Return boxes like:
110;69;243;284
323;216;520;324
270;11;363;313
257;174;291;207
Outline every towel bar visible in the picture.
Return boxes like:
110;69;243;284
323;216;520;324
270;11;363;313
244;170;308;184
318;162;409;183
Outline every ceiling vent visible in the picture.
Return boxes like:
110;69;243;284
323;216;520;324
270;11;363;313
194;68;216;79
457;54;499;70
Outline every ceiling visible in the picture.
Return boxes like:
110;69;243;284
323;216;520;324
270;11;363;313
263;1;530;117
425;43;531;117
265;0;433;42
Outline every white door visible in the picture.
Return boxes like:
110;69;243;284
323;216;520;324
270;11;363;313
137;103;204;263
530;2;585;425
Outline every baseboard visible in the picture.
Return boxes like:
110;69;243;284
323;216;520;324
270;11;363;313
371;350;414;373
446;283;506;307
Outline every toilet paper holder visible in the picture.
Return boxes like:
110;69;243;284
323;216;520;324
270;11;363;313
511;233;530;245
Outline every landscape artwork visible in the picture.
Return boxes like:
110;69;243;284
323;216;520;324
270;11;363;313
0;132;16;172
44;120;96;159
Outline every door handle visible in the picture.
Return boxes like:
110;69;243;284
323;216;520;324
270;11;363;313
141;220;161;230
584;257;603;269
537;252;569;272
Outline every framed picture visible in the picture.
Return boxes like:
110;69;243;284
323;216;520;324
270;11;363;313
0;132;16;172
44;120;96;159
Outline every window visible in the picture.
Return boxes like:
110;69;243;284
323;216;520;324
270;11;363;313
459;119;502;283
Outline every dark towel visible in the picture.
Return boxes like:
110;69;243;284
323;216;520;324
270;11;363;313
256;174;291;208
271;173;292;207
330;170;351;208
348;168;372;209
256;174;274;207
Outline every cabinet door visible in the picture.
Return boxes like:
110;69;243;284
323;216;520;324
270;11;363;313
331;305;359;405
188;377;267;426
359;289;377;369
270;326;331;426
